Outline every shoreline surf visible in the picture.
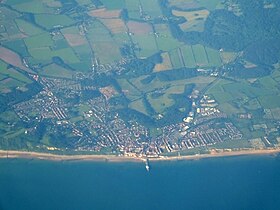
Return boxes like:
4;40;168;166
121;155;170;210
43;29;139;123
1;148;280;163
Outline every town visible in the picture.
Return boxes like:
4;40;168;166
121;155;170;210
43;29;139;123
12;74;243;157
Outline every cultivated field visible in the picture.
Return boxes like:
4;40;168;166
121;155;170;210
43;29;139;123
172;9;210;32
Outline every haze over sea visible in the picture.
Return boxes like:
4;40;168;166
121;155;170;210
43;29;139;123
1;155;280;210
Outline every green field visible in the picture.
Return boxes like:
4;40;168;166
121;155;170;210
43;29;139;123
24;33;53;49
259;95;280;109
0;61;32;84
258;76;278;89
0;74;7;81
0;78;24;91
169;49;184;69
147;85;185;114
196;0;222;10
154;24;183;51
131;75;214;93
125;0;140;11
2;39;29;57
192;44;208;67
87;21;122;64
140;0;162;18
117;78;142;101
28;47;80;64
7;0;58;14
181;45;196;68
15;19;44;36
156;36;183;52
148;93;174;114
168;44;222;68
206;76;280;117
133;35;158;58
75;0;92;6
35;14;75;30
100;0;125;9
205;47;222;67
129;98;148;115
40;63;74;79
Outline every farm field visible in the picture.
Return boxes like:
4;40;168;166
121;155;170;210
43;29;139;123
40;64;74;79
34;14;75;30
0;46;34;73
128;98;148;115
140;0;162;18
172;9;210;32
132;35;158;58
15;19;44;36
87;21;122;64
166;44;222;69
100;0;125;10
168;0;222;10
206;74;280;121
0;60;33;93
154;52;173;72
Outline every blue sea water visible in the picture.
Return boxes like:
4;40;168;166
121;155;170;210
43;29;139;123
0;155;280;210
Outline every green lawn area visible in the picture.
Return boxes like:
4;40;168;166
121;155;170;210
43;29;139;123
209;139;251;149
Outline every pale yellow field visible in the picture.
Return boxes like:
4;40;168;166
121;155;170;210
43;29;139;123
63;33;87;47
220;51;238;64
100;18;126;34
154;52;173;72
127;21;153;35
172;9;209;32
88;8;121;18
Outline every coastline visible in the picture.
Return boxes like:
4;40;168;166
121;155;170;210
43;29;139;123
0;148;280;163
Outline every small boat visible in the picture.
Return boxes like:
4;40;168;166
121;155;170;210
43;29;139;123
145;159;150;172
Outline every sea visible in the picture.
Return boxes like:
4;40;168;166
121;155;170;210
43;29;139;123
0;155;280;210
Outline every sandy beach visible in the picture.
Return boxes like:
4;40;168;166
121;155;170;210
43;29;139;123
0;148;280;163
